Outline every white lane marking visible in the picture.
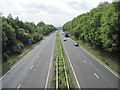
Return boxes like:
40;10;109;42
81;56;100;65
0;39;45;80
26;74;28;77
45;34;56;88
70;39;120;78
17;84;21;89
31;65;34;69
62;41;81;88
56;57;58;88
0;33;54;81
84;60;86;63
0;50;33;80
59;38;69;89
94;73;99;79
38;56;39;58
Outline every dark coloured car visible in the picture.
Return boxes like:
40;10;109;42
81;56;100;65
63;38;66;41
64;32;68;37
74;42;79;46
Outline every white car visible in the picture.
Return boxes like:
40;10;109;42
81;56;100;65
63;38;66;41
74;42;79;46
62;32;64;35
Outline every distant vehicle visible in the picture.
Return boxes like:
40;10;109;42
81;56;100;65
63;38;66;41
64;32;68;37
62;32;64;35
74;42;79;46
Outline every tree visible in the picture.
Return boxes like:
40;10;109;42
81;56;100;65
63;1;120;53
2;15;56;62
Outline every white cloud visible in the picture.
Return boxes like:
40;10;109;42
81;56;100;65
112;0;120;2
0;0;113;26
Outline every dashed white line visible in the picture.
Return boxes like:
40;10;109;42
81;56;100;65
94;73;99;79
31;65;34;69
0;49;33;80
70;38;119;78
38;56;39;58
17;84;21;89
84;60;86;63
0;40;42;80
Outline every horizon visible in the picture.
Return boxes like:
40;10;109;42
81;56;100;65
0;0;117;27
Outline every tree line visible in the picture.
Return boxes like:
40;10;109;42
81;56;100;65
63;1;120;53
2;14;56;62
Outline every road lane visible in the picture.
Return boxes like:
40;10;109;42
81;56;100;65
20;32;56;88
67;37;119;88
1;32;56;89
59;31;119;88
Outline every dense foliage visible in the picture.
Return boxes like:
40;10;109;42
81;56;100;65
63;1;120;53
2;14;56;62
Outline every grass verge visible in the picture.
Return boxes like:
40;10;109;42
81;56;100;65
52;33;74;88
1;37;46;74
71;36;119;75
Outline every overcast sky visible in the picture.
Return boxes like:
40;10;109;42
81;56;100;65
0;0;115;27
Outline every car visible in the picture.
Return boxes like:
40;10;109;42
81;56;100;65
63;38;66;41
62;32;64;35
74;42;79;46
64;32;68;37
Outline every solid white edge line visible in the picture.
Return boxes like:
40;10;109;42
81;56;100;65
59;38;69;89
0;50;32;80
62;55;70;89
60;31;81;88
45;33;56;88
94;73;99;79
0;43;40;80
70;38;120;78
62;39;81;88
0;36;48;80
56;57;58;88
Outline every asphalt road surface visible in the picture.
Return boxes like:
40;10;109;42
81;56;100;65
1;32;56;89
59;31;119;89
1;30;119;89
